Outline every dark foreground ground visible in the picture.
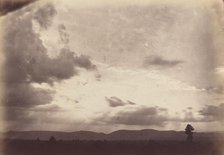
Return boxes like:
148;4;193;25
1;139;223;155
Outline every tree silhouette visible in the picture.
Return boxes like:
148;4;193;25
185;124;194;142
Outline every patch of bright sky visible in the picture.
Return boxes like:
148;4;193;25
50;62;207;119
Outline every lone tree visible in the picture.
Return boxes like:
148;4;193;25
185;124;194;142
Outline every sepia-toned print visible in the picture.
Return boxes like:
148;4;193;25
0;0;224;154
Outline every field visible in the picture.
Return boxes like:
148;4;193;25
2;139;222;155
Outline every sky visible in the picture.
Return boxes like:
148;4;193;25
0;0;224;133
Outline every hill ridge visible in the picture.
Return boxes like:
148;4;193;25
2;129;223;141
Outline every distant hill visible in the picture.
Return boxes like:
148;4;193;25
2;129;223;141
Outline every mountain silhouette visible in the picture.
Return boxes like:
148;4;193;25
3;129;223;141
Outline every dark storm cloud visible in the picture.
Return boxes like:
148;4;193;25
199;103;224;121
4;3;73;84
0;0;36;16
2;2;97;128
98;106;168;126
3;106;41;130
4;84;54;107
105;97;136;107
74;55;97;70
143;55;183;68
4;107;34;122
4;105;66;130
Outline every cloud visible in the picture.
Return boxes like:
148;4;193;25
204;86;223;94
105;97;136;107
32;104;64;112
97;106;168;126
182;107;198;122
2;2;97;128
95;72;102;81
74;54;96;70
4;104;63;122
143;55;183;68
106;97;126;107
33;3;57;29
199;103;224;122
0;0;36;15
127;100;136;105
4;83;54;108
4;105;67;131
4;107;34;123
58;24;70;45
